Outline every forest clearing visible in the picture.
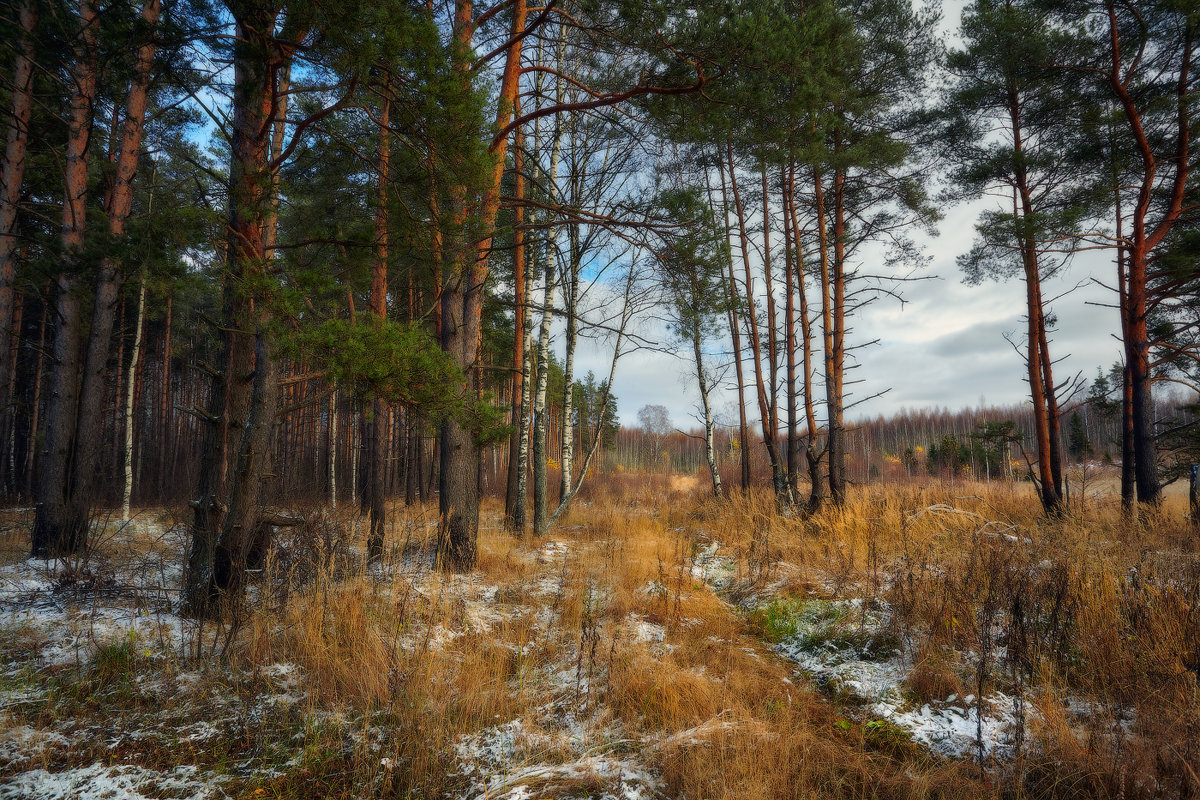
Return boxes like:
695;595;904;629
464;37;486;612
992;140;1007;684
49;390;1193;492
1;475;1198;799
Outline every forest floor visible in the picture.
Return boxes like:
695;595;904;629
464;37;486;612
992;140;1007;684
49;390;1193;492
0;478;1196;799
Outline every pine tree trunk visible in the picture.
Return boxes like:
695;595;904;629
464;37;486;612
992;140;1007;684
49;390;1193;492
328;389;338;511
760;160;781;472
211;327;278;614
1101;9;1192;506
4;294;22;492
32;0;99;557
504;116;527;531
184;1;281;615
826;168;848;506
781;167;800;495
1123;236;1158;505
436;0;527;567
158;296;172;498
787;168;822;513
0;0;36;484
68;0;161;533
1115;203;1135;511
24;293;48;501
714;157;751;491
366;90;390;560
727;141;786;506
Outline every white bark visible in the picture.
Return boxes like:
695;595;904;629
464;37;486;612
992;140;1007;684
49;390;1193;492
121;274;146;521
329;388;338;511
693;326;722;498
559;245;578;502
515;242;536;516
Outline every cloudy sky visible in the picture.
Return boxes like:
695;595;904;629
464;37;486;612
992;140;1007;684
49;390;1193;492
568;0;1127;430
570;203;1123;430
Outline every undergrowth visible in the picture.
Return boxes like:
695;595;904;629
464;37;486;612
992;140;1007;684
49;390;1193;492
0;476;1196;799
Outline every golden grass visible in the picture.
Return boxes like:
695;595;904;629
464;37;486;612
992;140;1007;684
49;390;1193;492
2;473;1197;798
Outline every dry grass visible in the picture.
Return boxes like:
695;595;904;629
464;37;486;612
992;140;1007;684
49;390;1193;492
1;474;1197;798
668;477;1200;799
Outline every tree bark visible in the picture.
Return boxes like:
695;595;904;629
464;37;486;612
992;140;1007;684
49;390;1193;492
1102;4;1193;506
0;0;37;482
781;166;800;495
504;113;527;531
32;0;99;557
825;167;848;507
210;327;278;615
531;237;557;536
1006;90;1063;515
787;167;823;513
68;0;162;533
559;226;579;505
184;0;281;615
693;315;721;498
713;157;751;491
437;0;527;568
121;275;146;520
727;141;786;505
366;88;391;560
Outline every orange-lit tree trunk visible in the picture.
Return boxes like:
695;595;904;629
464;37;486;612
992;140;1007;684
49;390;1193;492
32;0;99;557
184;0;283;614
1005;90;1063;515
713;158;751;490
438;0;526;569
1102;4;1193;506
726;140;786;505
813;165;847;507
69;0;162;534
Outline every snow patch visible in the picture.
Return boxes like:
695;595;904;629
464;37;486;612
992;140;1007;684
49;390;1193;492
0;762;223;800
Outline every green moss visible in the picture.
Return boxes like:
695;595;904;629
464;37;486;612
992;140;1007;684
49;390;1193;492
748;598;846;643
749;598;898;662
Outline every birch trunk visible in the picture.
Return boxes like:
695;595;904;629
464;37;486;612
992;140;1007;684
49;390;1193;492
121;276;146;520
559;240;579;505
693;321;721;498
329;389;338;511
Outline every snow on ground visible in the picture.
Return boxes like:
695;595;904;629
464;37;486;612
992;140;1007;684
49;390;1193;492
690;542;735;590
454;714;661;800
770;599;1030;761
0;762;222;800
686;540;1032;763
0;554;193;669
0;514;196;670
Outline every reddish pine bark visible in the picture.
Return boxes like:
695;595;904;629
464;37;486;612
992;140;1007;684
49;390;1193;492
0;0;37;482
32;0;99;557
438;0;527;570
68;0;163;535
